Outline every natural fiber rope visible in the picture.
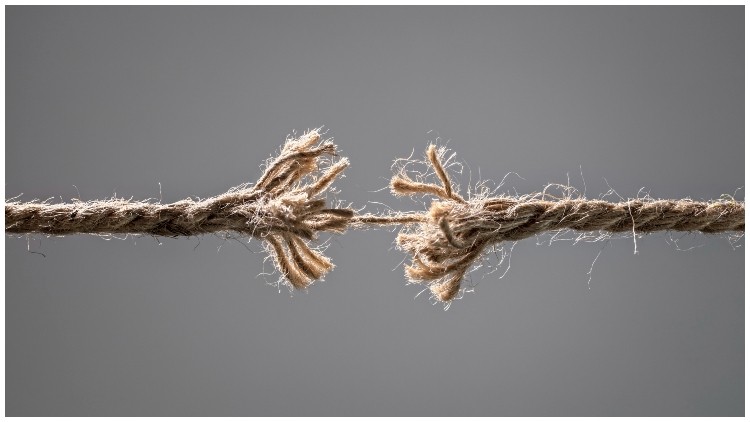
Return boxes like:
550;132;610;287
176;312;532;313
6;135;744;303
390;146;744;302
6;130;354;290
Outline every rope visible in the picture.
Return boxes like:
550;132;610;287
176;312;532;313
6;132;744;302
390;145;744;302
6;130;353;290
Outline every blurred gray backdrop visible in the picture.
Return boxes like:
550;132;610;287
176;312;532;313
6;6;744;416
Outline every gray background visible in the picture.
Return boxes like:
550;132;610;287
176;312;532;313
6;6;744;416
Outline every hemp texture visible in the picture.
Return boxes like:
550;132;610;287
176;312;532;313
5;132;745;303
391;145;744;302
6;130;355;290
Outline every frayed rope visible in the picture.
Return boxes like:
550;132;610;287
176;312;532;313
391;145;744;302
6;132;745;302
6;130;354;290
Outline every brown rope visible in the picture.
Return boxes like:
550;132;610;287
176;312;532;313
5;136;744;303
6;130;355;290
390;145;744;302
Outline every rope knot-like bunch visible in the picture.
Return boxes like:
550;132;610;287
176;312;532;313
248;130;354;289
391;145;495;302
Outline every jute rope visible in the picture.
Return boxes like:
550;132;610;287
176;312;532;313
390;145;744;302
6;132;744;302
6;130;354;290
